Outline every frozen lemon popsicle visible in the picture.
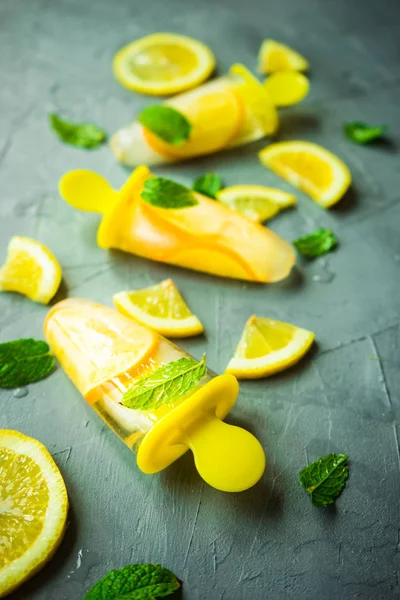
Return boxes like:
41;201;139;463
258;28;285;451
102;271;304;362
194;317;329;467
110;64;279;166
59;166;295;282
45;299;266;492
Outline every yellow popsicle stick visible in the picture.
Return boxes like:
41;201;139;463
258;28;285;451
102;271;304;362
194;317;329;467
59;169;117;214
187;417;266;492
264;72;310;107
137;373;266;492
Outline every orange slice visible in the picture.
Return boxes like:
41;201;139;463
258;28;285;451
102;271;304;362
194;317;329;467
44;299;158;398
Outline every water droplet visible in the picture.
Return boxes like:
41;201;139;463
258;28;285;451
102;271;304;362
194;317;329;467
13;387;28;398
67;549;101;583
83;420;89;428
311;258;336;284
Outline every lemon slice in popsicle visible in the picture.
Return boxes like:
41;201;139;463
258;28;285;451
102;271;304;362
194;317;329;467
226;315;314;379
0;236;62;304
0;430;68;597
217;184;296;223
114;279;204;338
113;33;215;95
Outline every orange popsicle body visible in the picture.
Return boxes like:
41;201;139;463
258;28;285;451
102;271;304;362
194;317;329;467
45;299;266;491
96;167;295;283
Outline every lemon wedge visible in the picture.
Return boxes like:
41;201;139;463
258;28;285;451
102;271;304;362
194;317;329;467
263;72;309;107
0;236;62;304
113;279;204;338
226;315;314;378
259;141;351;208
113;33;215;95
217;185;296;223
258;39;309;74
0;430;68;597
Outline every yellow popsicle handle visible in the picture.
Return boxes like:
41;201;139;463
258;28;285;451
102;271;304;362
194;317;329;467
186;417;266;492
263;72;310;108
59;169;118;214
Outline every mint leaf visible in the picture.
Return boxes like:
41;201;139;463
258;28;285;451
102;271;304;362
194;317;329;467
122;355;206;410
0;339;55;388
138;105;191;145
84;564;180;599
293;228;337;258
300;453;349;507
344;121;387;144
193;173;223;199
141;177;198;210
49;113;107;149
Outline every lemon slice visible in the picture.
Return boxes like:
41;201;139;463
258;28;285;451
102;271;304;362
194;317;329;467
113;279;204;338
263;72;309;107
217;185;296;222
226;315;314;379
113;33;216;95
258;40;309;74
0;430;68;597
0;236;62;304
259;141;351;208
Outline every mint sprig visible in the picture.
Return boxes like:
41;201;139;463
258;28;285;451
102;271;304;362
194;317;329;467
49;113;107;149
300;453;349;507
193;173;223;199
0;339;55;388
138;105;191;145
84;564;180;599
141;177;198;210
344;121;388;144
293;228;337;258
122;355;206;411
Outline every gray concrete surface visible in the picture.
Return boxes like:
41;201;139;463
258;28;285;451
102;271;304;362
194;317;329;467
1;0;400;598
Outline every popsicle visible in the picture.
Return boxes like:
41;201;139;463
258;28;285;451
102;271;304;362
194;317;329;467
59;166;295;282
44;299;266;492
110;64;279;166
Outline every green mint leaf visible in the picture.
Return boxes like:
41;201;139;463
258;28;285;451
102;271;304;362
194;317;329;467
84;563;180;600
122;355;206;411
49;113;107;149
141;177;198;210
293;228;337;258
300;453;349;507
344;121;388;144
0;339;55;388
138;105;191;145
192;173;223;199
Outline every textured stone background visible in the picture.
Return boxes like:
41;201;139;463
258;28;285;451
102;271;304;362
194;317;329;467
1;0;400;598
